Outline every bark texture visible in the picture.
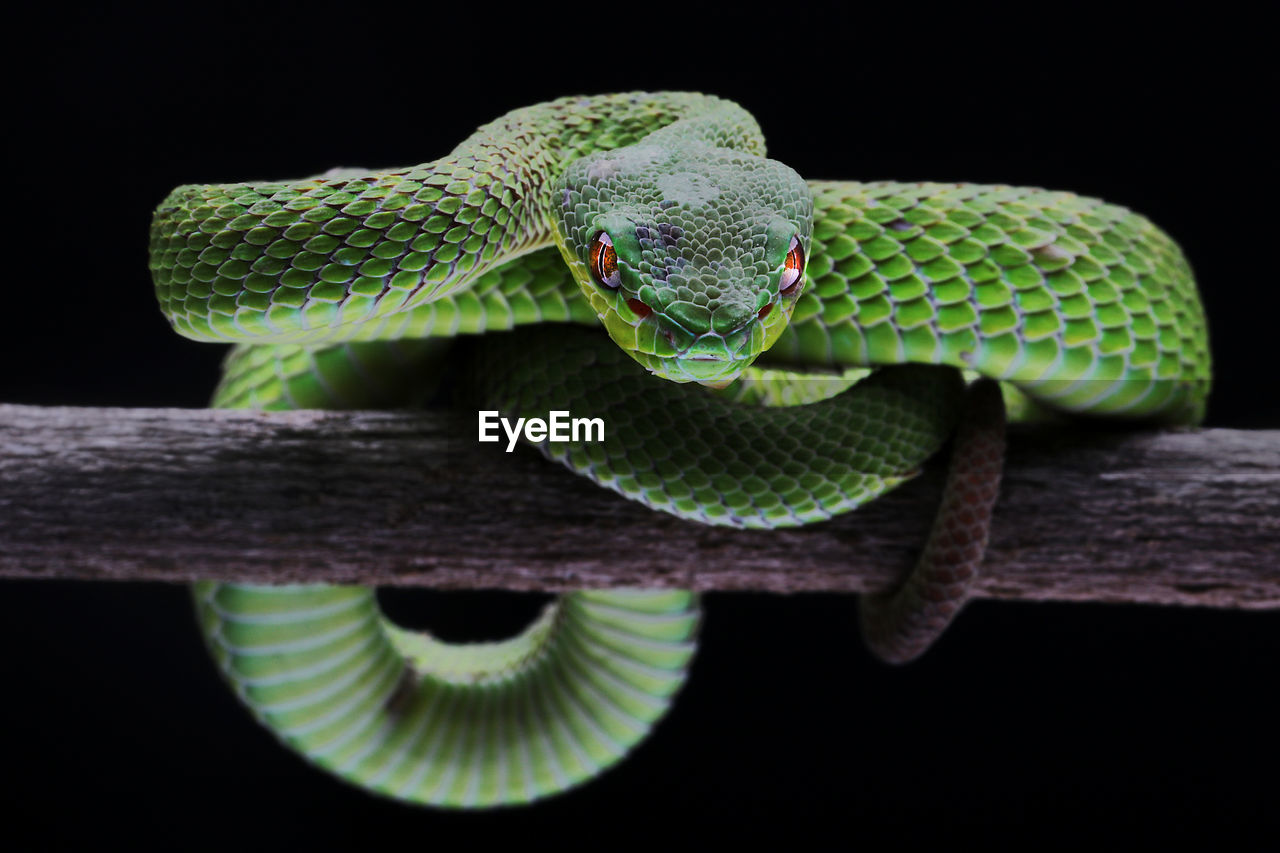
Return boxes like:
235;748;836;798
1;404;1276;608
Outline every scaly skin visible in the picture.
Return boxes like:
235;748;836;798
149;92;1210;808
858;379;1007;664
773;181;1209;423
151;94;756;346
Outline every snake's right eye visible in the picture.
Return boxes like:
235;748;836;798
589;232;622;289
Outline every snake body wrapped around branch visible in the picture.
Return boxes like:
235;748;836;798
149;93;1210;807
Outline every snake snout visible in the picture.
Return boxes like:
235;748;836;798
710;301;757;336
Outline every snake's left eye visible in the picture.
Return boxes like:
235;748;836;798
589;232;622;289
780;236;804;296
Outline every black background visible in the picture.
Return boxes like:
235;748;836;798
4;4;1277;846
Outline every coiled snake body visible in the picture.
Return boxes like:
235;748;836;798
149;93;1210;807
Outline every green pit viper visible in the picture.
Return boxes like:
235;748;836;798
148;92;1210;808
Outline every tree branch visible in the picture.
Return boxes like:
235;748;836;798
1;403;1276;608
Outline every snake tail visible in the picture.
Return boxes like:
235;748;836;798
859;379;1008;663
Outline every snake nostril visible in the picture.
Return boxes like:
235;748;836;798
627;298;652;319
757;303;773;320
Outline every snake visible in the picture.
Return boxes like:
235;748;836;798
148;92;1210;808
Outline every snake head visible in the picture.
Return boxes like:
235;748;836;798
554;141;813;387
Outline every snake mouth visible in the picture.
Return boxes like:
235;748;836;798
633;352;752;387
620;315;761;387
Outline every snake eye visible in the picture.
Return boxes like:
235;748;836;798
780;235;804;296
589;232;622;289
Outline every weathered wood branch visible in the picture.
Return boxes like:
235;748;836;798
0;403;1276;608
